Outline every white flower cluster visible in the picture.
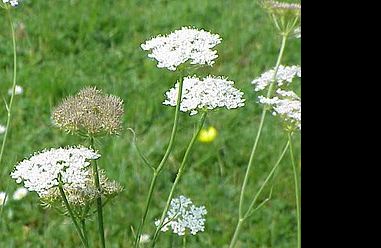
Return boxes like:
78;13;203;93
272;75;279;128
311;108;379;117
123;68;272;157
163;75;245;115
10;147;100;197
141;27;221;71
0;124;6;134
155;195;207;236
259;89;301;129
8;85;23;95
251;65;301;91
2;0;19;7
0;192;7;206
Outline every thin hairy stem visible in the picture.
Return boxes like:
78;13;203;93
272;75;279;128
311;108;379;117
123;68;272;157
90;137;106;248
0;9;18;167
288;132;301;248
182;236;187;248
81;219;89;247
134;74;184;247
229;141;290;248
58;184;88;247
151;112;207;247
238;34;288;219
230;34;288;248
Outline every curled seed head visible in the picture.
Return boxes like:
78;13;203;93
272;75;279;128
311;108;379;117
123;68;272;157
52;87;124;137
262;0;301;17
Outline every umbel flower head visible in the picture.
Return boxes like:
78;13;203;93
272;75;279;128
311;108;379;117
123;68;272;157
2;0;19;7
141;26;221;71
251;65;301;92
52;87;124;137
10;147;100;198
262;0;301;16
259;89;301;130
155;195;207;236
261;1;301;34
163;75;245;115
253;65;301;130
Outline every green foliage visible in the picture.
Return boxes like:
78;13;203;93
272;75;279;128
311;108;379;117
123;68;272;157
0;0;300;246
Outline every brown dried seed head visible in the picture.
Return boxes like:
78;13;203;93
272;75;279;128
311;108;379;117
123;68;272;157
52;87;124;136
262;0;301;16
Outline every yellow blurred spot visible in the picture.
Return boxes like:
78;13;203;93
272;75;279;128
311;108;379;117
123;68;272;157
198;126;218;143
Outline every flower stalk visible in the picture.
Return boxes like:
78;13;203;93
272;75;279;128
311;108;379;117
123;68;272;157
229;140;290;248
229;32;289;248
0;8;18;168
90;137;106;248
151;111;207;247
288;132;301;248
133;73;185;247
58;181;89;248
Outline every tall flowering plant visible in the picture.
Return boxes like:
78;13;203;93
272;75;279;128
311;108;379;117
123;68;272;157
228;1;301;247
135;26;245;247
2;1;301;247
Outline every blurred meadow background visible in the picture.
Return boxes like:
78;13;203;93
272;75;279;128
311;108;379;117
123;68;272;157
0;0;300;247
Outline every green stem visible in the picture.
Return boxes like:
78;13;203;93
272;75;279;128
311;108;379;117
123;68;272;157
134;76;185;247
151;112;207;247
81;219;89;247
0;9;18;168
230;34;288;248
244;141;290;219
229;218;244;248
288;132;301;248
58;184;88;247
229;141;290;248
90;137;106;248
238;34;288;218
182;236;187;248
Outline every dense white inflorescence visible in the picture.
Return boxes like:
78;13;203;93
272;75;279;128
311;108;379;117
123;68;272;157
251;65;301;92
253;65;301;130
141;27;221;71
10;147;100;197
2;0;19;7
163;75;245;115
259;89;301;129
155;195;207;236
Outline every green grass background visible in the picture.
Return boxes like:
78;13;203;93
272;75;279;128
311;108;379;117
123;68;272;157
0;0;301;247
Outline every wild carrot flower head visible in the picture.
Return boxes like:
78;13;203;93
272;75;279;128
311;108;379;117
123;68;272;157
262;0;301;16
163;75;245;115
251;65;301;92
155;195;207;236
253;65;301;130
52;87;124;137
259;89;301;130
2;0;19;7
261;1;301;34
141;27;221;71
10;146;100;198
